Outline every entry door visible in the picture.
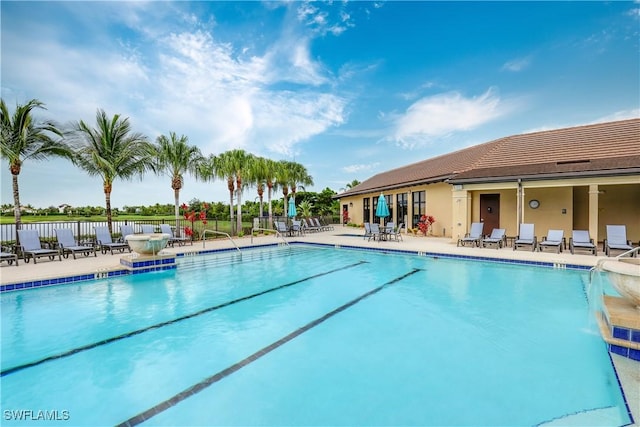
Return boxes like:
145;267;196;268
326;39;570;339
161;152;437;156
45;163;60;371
480;194;500;233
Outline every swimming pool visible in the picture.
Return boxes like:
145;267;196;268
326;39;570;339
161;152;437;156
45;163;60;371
0;246;632;426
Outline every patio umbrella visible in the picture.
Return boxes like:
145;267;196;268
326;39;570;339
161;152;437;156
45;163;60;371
375;193;390;219
288;196;297;218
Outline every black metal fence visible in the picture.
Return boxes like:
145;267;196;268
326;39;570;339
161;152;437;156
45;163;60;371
0;215;338;246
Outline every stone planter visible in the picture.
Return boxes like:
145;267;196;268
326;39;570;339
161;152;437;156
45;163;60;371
601;258;640;309
125;233;171;255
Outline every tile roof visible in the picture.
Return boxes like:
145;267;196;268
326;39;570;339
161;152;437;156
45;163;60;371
338;118;640;196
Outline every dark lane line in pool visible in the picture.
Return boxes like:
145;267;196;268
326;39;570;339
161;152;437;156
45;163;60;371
0;261;368;378
118;268;423;427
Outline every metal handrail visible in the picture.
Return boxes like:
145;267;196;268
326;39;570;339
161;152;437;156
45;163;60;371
201;229;241;253
616;246;640;259
250;227;290;247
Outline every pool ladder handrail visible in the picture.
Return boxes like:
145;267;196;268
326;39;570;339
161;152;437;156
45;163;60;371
200;229;241;253
589;245;639;285
250;227;290;247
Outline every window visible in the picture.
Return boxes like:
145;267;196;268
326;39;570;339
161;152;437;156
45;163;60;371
363;197;370;224
396;193;408;226
412;191;425;227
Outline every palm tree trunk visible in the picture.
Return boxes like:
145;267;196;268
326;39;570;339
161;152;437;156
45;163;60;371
105;191;113;234
174;188;180;228
267;184;273;228
236;180;243;235
12;174;22;239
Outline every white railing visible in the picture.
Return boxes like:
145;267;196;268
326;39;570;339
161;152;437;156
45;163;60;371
201;230;241;253
250;227;290;247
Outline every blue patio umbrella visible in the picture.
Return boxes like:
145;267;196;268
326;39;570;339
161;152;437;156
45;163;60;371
288;196;297;218
375;193;390;218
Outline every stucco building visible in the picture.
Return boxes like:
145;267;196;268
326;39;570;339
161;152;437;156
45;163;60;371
335;118;640;245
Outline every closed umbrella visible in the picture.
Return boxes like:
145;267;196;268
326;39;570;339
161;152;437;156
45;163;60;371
375;193;390;219
288;196;297;218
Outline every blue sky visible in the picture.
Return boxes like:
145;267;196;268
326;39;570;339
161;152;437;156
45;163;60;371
1;1;638;209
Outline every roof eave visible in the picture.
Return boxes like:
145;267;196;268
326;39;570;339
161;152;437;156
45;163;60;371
449;168;640;184
332;175;453;199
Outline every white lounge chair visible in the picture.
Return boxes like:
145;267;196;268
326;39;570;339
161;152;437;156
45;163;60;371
538;229;564;253
55;228;97;259
482;228;506;249
604;225;634;256
140;224;156;234
17;229;61;263
1;246;18;266
458;222;484;247
94;226;131;255
569;230;597;255
159;224;191;246
513;223;537;251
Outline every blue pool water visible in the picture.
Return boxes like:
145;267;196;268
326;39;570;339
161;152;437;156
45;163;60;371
0;246;632;426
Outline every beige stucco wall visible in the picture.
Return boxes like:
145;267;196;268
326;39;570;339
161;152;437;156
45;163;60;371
598;183;640;243
337;177;639;243
521;186;573;239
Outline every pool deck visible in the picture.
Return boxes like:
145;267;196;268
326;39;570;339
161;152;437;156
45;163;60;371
1;226;638;425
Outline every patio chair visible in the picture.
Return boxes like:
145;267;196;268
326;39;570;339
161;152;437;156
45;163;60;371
390;223;404;242
317;218;334;230
140;224;156;234
312;218;328;231
457;222;484;247
513;223;537;251
274;221;290;236
94;226;131;255
302;218;319;233
604;225;634;256
538;229;564;253
363;222;372;240
369;223;381;241
1;246;18;266
120;225;135;241
481;228;506;249
17;229;61;264
291;220;304;236
569;230;597;255
384;221;395;234
55;228;97;259
159;224;191;247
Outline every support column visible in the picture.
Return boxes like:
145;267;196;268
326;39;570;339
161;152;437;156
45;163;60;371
588;184;600;244
517;180;523;232
451;187;469;243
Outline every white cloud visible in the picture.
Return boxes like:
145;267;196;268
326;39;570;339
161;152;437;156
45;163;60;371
0;2;351;207
388;88;510;149
593;109;640;123
342;163;380;173
501;56;532;72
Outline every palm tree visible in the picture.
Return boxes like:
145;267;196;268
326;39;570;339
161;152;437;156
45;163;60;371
248;156;269;218
263;158;280;227
154;132;204;227
0;99;69;233
71;109;155;233
345;179;361;190
275;160;292;218
283;161;314;217
212;149;254;235
288;161;314;199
